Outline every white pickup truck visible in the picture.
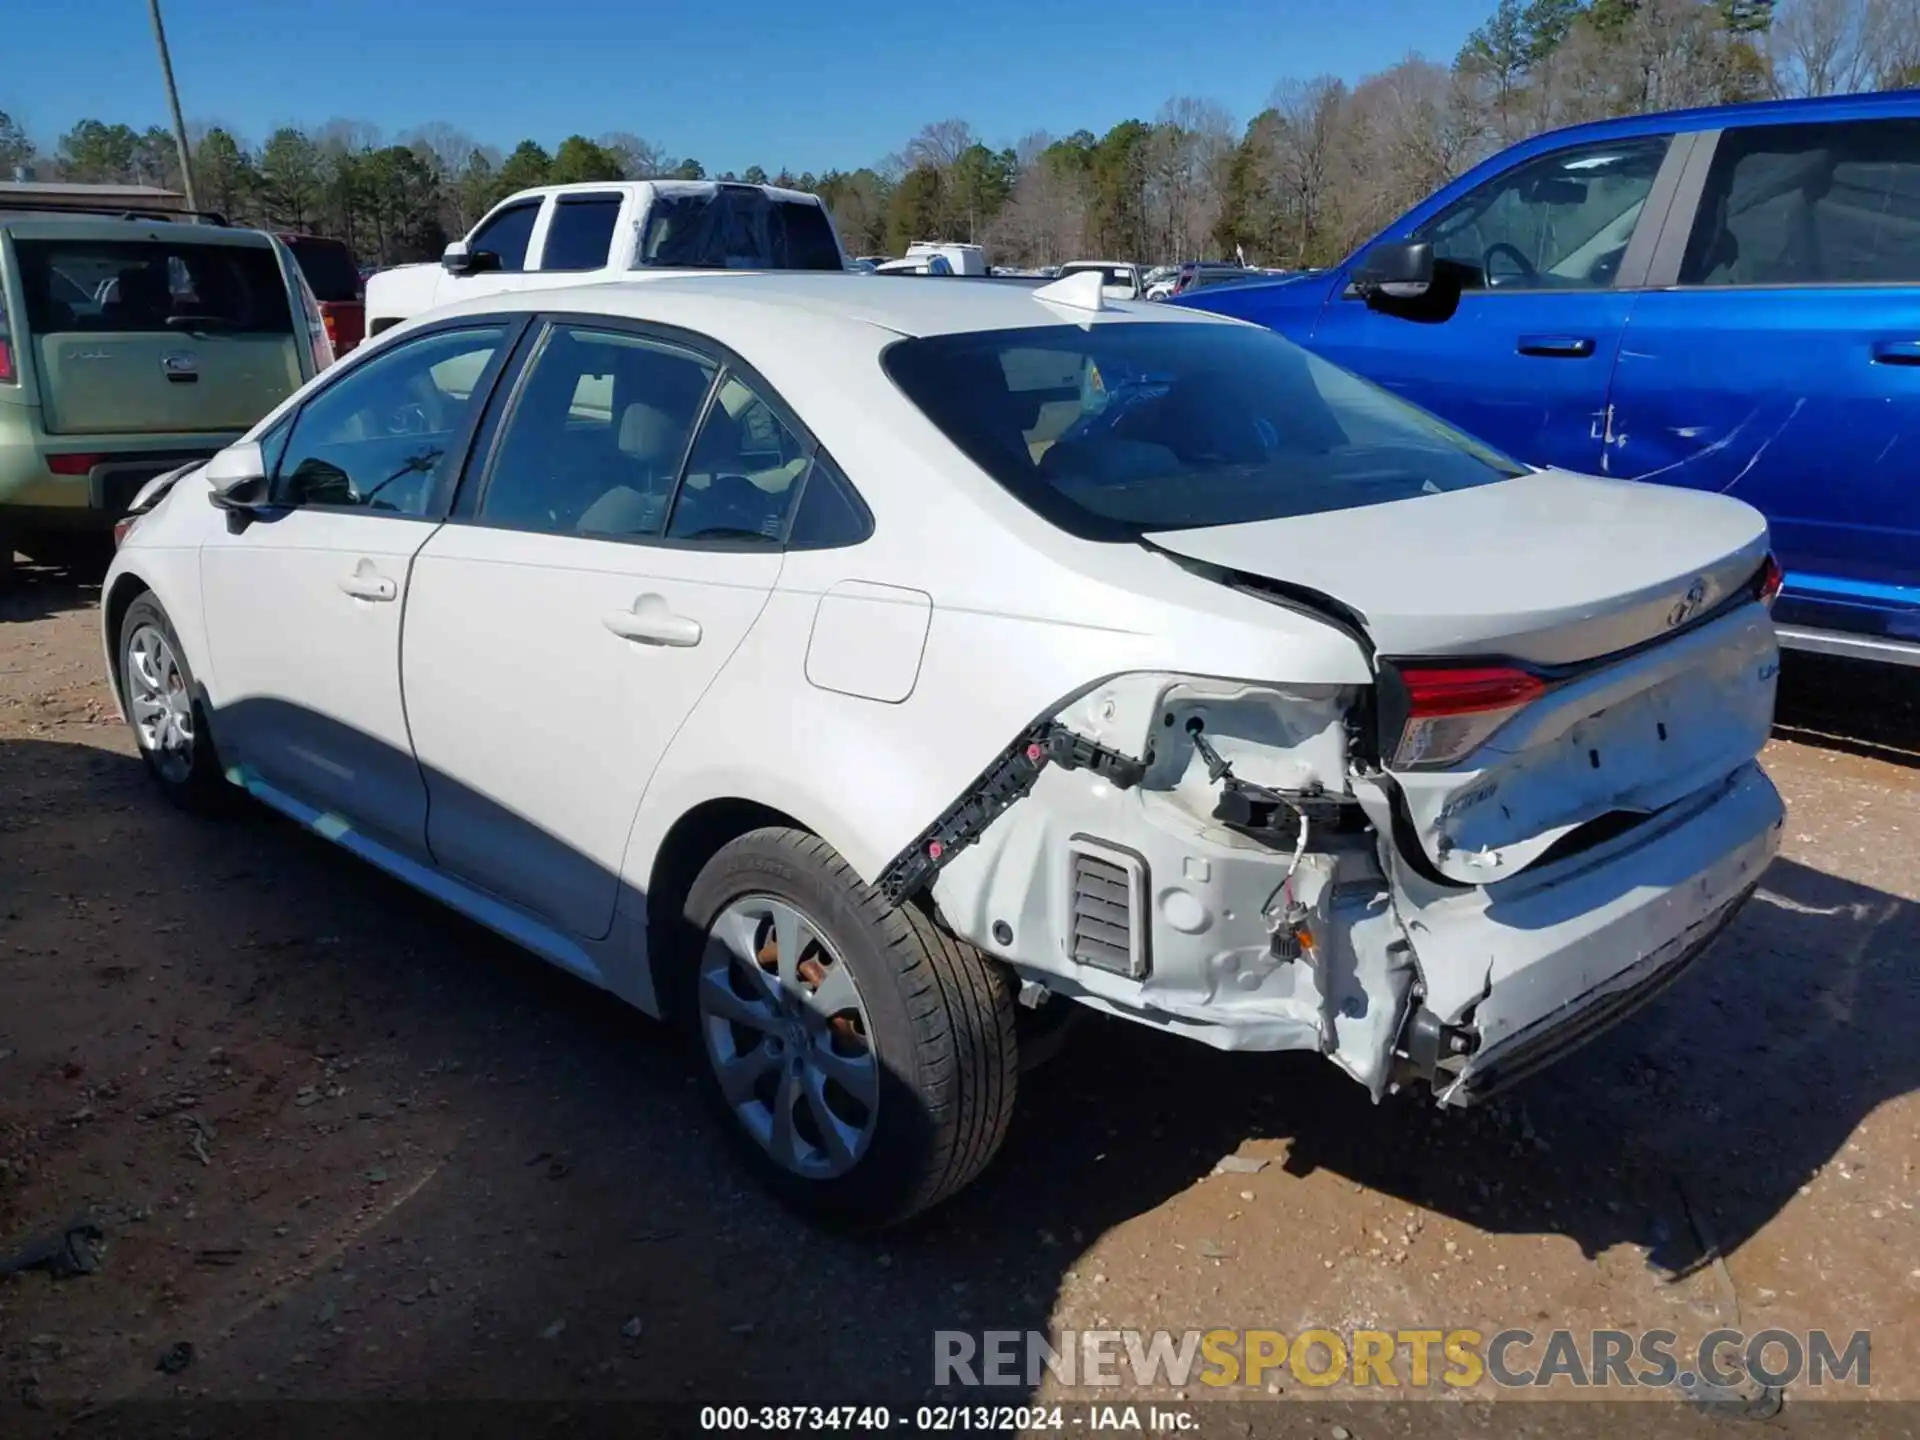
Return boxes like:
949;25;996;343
365;180;847;338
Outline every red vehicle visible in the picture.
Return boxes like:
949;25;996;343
279;234;365;355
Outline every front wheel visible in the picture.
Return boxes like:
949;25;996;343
681;828;1018;1226
118;593;229;811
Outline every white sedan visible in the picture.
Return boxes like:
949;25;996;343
101;271;1785;1224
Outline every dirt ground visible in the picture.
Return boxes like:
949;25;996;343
3;555;1918;1423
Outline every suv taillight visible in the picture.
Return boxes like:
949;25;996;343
0;337;13;385
1758;553;1784;609
1388;664;1547;769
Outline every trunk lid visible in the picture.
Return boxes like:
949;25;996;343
1147;470;1779;885
36;331;301;434
12;230;304;435
1145;469;1769;666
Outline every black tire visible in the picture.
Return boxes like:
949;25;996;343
117;593;230;812
679;827;1018;1226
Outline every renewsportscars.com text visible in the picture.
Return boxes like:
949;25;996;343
934;1327;1870;1391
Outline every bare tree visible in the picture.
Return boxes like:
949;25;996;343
904;118;977;172
407;122;478;179
1771;0;1889;94
1267;76;1351;267
1339;59;1483;254
313;117;385;157
1870;0;1920;84
1147;97;1237;261
599;130;669;179
985;156;1088;267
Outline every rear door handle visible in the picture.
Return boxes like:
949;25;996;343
1871;340;1920;366
1517;334;1596;358
604;595;702;647
338;569;397;602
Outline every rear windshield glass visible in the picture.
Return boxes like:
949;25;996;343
883;323;1524;540
286;236;361;301
635;189;842;271
14;239;294;336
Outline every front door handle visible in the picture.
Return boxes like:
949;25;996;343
1517;334;1596;358
1871;339;1920;366
338;568;397;602
604;594;702;647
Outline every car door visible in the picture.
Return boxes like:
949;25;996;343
435;197;545;309
1604;115;1920;653
401;318;813;940
198;320;519;854
1306;132;1683;476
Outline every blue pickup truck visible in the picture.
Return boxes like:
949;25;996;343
1176;92;1920;667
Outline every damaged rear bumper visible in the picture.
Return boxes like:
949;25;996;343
1394;761;1784;1104
923;680;1781;1110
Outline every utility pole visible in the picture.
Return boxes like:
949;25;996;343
147;0;200;211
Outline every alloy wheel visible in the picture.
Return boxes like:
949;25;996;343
697;894;880;1179
125;623;195;785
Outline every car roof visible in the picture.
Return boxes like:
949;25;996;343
0;215;280;246
423;271;1243;340
1492;89;1918;151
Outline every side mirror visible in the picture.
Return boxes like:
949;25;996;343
441;240;473;274
204;442;271;529
1351;239;1435;301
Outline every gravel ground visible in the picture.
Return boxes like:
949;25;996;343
2;558;1917;1420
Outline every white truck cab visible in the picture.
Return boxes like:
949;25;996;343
364;180;846;338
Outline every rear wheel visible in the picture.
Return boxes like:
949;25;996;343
118;594;229;811
681;828;1018;1226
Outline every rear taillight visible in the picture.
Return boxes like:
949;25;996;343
320;303;341;348
1390;664;1547;769
0;337;14;385
1758;553;1784;609
112;514;139;548
48;453;104;476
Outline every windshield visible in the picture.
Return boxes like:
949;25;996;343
635;188;843;271
14;239;294;336
883;322;1525;540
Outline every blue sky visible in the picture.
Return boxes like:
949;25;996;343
9;0;1492;175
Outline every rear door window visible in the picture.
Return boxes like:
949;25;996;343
475;325;717;539
667;373;812;542
635;188;842;270
539;195;622;271
1680;118;1920;286
14;239;294;335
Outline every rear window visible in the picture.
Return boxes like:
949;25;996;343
285;236;361;302
883;322;1524;541
14;239;294;336
635;188;842;271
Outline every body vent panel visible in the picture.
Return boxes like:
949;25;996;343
1067;836;1148;979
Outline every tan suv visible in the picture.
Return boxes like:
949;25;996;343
0;214;331;580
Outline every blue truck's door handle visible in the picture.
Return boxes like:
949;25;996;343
1871;340;1920;366
1517;334;1596;358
